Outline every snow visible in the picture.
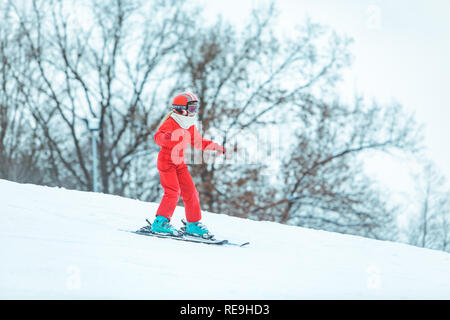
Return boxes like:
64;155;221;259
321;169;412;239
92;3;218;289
1;179;449;299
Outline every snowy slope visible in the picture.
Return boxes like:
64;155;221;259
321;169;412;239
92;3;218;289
1;179;449;299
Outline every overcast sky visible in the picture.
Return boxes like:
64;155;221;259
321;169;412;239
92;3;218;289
200;0;450;190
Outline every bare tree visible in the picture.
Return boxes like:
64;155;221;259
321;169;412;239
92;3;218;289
270;99;421;239
174;6;354;216
170;4;421;239
435;194;450;252
408;161;450;251
9;0;196;195
0;2;47;184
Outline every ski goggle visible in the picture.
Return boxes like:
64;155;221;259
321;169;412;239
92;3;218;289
186;102;199;114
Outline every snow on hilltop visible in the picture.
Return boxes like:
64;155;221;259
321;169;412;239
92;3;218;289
1;179;449;299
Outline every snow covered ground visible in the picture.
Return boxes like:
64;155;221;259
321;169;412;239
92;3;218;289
1;179;449;299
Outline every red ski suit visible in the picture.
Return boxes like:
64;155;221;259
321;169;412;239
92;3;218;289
154;117;224;223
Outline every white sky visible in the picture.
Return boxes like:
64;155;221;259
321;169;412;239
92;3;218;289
200;0;450;192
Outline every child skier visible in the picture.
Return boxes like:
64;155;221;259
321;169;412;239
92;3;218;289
148;92;225;239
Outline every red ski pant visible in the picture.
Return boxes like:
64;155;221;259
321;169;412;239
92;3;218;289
156;162;201;223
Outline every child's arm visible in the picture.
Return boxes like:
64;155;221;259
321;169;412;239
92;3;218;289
189;125;225;154
154;121;182;148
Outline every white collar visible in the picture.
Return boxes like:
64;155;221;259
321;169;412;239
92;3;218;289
170;112;197;129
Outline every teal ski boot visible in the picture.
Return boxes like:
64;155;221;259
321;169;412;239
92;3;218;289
183;220;214;239
151;215;182;237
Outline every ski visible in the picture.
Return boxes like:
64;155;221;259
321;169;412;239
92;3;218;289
124;229;230;245
180;233;249;247
121;220;249;247
179;219;250;247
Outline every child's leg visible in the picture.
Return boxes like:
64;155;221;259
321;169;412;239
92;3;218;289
156;168;181;221
177;165;201;223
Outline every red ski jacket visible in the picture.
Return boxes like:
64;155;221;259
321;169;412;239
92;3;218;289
154;117;225;168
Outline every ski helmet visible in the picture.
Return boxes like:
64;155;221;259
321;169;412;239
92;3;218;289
172;92;199;116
